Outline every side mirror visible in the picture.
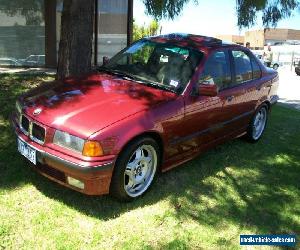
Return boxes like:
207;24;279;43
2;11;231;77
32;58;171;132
198;83;218;97
103;56;110;65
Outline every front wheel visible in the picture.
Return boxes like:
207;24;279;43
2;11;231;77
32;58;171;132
110;137;160;201
246;105;268;142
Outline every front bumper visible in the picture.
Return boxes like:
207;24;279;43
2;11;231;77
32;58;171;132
12;116;115;195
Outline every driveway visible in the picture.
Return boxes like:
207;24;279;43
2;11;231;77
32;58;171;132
277;66;300;110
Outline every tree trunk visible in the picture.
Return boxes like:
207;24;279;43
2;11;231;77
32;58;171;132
57;0;95;80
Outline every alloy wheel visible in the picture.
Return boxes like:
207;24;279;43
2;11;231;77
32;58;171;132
252;107;267;140
124;145;157;197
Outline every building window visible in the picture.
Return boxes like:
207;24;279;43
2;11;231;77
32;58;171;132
0;0;45;67
97;0;128;64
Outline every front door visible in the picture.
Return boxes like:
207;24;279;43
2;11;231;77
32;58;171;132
181;49;234;150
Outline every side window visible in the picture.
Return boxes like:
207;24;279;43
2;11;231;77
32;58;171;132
198;51;231;90
232;50;252;84
251;57;262;79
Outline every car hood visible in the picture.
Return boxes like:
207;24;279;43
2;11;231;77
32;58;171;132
20;73;177;138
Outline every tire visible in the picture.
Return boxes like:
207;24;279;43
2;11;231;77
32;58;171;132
110;137;160;201
246;104;268;142
273;64;279;70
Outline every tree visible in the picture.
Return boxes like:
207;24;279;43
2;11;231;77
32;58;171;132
235;0;299;28
56;0;299;79
0;0;299;78
133;20;160;42
0;0;44;25
143;0;300;28
142;0;198;20
57;0;94;80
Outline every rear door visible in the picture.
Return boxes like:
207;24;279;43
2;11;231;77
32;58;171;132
219;49;263;135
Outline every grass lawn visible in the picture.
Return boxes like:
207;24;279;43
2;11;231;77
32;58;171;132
0;73;299;249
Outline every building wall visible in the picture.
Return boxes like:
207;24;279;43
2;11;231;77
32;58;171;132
264;28;289;40
244;30;265;49
215;34;244;45
287;29;300;40
245;29;300;48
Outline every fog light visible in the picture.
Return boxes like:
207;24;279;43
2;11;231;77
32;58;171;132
67;176;84;189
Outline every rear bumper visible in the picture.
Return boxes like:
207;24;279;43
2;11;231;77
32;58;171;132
12;116;115;195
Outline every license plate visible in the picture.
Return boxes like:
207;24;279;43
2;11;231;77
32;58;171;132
17;138;36;165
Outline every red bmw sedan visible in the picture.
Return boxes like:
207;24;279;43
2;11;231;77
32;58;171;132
12;34;279;201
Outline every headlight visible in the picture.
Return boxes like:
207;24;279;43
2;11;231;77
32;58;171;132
53;130;103;157
53;130;85;153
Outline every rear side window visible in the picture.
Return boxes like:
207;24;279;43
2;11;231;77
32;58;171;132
251;57;261;79
232;50;252;84
198;51;231;90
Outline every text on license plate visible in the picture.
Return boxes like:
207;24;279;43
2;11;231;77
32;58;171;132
17;138;36;165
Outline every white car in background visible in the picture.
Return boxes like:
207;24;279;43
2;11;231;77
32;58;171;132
254;53;282;70
0;57;21;67
19;55;45;67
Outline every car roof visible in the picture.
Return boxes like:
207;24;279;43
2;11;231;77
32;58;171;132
147;33;241;51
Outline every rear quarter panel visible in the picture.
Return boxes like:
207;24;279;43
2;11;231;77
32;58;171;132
256;68;279;109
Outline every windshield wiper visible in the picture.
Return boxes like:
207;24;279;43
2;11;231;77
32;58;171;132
139;80;178;94
98;67;177;94
98;67;138;81
109;70;139;81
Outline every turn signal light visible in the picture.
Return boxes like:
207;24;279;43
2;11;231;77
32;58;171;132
82;141;103;157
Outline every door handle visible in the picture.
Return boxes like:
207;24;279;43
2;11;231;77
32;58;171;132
226;95;234;102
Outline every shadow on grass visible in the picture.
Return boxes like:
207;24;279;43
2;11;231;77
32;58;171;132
2;107;299;235
1;74;299;245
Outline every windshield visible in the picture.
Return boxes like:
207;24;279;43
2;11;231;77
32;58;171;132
101;40;203;94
